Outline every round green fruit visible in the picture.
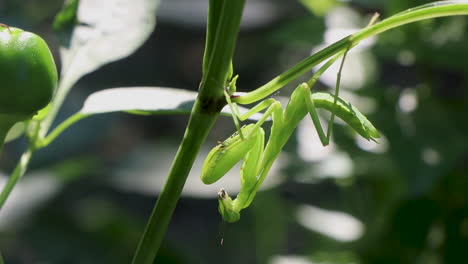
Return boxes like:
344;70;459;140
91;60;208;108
0;25;58;116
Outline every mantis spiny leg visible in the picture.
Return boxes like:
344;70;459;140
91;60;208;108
324;13;380;143
304;13;380;145
300;49;349;146
326;47;350;144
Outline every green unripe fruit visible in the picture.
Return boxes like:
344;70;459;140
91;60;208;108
0;25;58;116
0;24;58;152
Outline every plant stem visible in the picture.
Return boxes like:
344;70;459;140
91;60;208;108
35;113;88;149
131;0;245;263
352;2;468;42
233;1;468;104
0;148;34;209
39;71;76;139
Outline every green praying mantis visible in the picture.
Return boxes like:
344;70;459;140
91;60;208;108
201;18;381;223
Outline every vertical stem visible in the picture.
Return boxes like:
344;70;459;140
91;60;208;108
38;73;76;139
0;148;34;209
132;0;245;263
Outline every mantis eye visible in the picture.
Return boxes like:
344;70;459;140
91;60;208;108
218;188;228;199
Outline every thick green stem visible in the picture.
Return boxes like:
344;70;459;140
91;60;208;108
131;103;218;264
132;0;245;263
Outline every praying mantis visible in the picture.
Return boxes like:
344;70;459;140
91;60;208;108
201;18;381;223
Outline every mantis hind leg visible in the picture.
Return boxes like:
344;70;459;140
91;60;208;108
326;47;350;143
310;14;377;145
303;46;350;146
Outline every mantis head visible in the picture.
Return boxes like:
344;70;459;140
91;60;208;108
218;188;240;223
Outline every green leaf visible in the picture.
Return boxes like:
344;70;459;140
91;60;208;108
53;0;80;33
39;87;263;148
4;122;25;143
58;0;159;93
80;87;263;120
299;0;339;16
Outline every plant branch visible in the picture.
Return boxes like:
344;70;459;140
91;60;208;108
233;1;468;104
35;113;88;149
39;71;77;139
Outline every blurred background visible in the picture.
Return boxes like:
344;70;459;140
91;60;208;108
0;0;467;263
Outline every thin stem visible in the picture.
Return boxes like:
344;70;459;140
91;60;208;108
39;67;78;139
352;1;468;43
233;37;352;104
35;113;88;149
0;251;4;264
233;2;468;105
0;115;38;210
0;148;34;209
